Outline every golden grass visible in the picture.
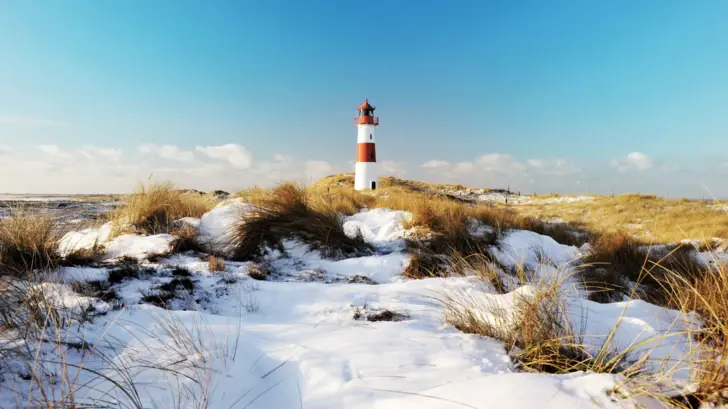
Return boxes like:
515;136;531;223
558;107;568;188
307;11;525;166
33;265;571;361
111;181;216;236
314;173;479;194
319;174;728;245
226;183;373;260
658;262;728;404
444;257;728;406
0;212;62;276
512;193;728;244
443;274;641;376
208;255;225;272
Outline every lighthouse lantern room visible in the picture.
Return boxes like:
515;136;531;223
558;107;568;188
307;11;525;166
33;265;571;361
354;98;379;191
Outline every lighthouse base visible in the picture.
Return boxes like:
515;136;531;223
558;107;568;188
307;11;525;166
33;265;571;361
354;162;378;191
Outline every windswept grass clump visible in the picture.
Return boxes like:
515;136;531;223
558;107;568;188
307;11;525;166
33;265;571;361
208;255;225;272
308;185;376;216
111;181;216;236
659;262;728;405
443;279;638;376
0;212;62;277
227;183;373;261
374;190;498;278
579;232;707;303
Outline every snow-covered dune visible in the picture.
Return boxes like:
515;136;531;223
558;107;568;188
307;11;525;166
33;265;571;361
3;204;713;408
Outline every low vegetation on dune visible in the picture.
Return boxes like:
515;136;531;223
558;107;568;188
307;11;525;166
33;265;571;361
227;182;373;260
443;278;638;376
315;173;474;194
377;191;499;278
0;212;62;277
513;193;728;244
110;181;216;236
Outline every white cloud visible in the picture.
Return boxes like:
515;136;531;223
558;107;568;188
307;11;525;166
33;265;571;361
256;154;292;173
305;160;333;181
138;143;194;162
611;152;653;172
2;144;726;198
421;160;450;169
38;144;73;161
0;146;11;156
381;160;407;177
452;162;475;174
195;144;252;170
475;153;526;172
526;158;580;176
79;145;123;162
183;163;226;177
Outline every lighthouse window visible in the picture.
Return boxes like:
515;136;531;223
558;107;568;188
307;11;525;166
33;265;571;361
369;134;372;140
371;181;377;190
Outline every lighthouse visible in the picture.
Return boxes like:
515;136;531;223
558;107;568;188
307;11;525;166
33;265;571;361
354;98;379;191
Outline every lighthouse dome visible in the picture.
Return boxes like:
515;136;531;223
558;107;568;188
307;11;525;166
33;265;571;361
357;98;375;111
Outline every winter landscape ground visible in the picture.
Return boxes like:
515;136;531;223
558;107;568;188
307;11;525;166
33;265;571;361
0;175;727;409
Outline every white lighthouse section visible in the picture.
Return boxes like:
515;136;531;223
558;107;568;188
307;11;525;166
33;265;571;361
355;123;377;191
357;124;376;143
355;162;377;190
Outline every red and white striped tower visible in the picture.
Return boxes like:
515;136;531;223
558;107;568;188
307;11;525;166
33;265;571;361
354;98;379;191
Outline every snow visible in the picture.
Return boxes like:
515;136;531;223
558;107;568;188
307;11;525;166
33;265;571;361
491;230;583;285
58;221;113;255
446;284;701;393
103;233;177;260
343;208;412;251
59;266;109;282
697;252;728;269
198;198;255;255
474;193;595;205
0;206;714;408
175;216;201;228
6;276;643;409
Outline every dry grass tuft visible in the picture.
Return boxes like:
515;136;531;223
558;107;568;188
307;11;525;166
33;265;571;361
373;190;498;278
444;279;638;376
60;246;103;267
659;262;728;405
111;181;216;236
226;182;373;261
0;212;62;277
247;262;269;281
170;224;203;253
208;255;225;272
307;185;376;216
580;233;707;303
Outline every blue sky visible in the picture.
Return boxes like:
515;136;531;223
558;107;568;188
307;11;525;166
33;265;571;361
1;0;727;196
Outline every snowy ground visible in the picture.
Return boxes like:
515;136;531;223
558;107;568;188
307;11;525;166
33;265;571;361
0;201;716;408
